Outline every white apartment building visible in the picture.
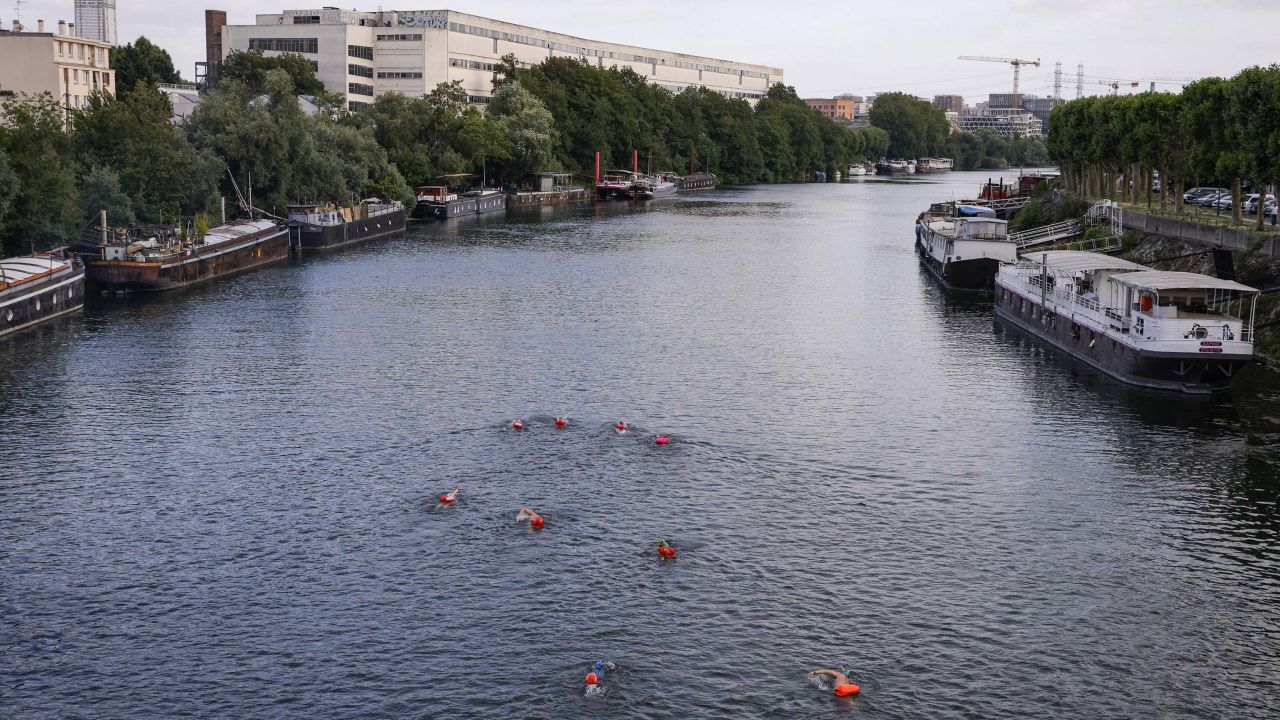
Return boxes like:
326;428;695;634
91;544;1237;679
0;19;115;113
219;8;783;112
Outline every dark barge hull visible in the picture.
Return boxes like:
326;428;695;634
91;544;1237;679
85;228;290;293
293;208;406;251
0;268;86;338
675;173;716;191
995;282;1252;393
915;237;1000;293
597;187;631;200
413;195;506;220
876;164;907;175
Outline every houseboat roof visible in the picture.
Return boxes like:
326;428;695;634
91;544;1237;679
1110;270;1258;293
956;204;997;216
0;256;72;287
204;219;279;246
1031;251;1148;273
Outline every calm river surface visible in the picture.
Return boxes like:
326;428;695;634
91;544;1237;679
2;171;1278;719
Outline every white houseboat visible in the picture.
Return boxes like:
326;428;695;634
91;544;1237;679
916;205;1018;292
1;254;85;338
995;251;1259;393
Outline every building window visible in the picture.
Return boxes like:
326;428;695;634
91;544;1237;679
58;41;64;55
468;95;491;104
348;64;374;78
103;74;110;86
348;83;374;97
377;71;424;79
292;15;320;24
377;33;422;41
348;100;371;112
248;38;318;54
78;44;84;60
449;57;495;71
348;45;374;61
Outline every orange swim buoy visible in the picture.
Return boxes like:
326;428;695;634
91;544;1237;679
555;418;568;428
439;494;454;504
584;672;599;686
834;683;861;697
615;421;627;432
530;515;545;529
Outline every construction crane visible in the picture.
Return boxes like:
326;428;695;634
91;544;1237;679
1141;76;1195;92
958;56;1041;109
1099;80;1140;96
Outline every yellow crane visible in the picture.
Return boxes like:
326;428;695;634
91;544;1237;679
958;55;1041;109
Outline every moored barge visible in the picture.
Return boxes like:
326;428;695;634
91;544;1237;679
1;253;85;338
83;219;288;293
413;186;507;220
915;205;1017;292
288;198;405;251
597;170;637;200
995;250;1259;393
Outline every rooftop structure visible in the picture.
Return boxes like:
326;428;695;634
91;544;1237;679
955;107;1043;139
216;8;783;112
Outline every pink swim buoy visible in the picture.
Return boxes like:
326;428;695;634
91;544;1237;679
512;420;524;430
655;435;670;445
555;418;568;429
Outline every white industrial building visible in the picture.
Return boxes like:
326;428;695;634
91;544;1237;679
74;0;117;46
216;8;783;112
953;108;1043;139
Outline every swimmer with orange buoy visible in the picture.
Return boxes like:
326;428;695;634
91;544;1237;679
614;420;627;433
584;660;611;697
656;539;677;559
655;434;670;445
515;507;545;529
555;417;568;429
436;487;460;510
511;419;525;430
808;668;861;697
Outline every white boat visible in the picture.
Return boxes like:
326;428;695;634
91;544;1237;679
905;160;917;174
847;164;867;176
995;250;1259;393
915;205;1017;292
630;173;678;200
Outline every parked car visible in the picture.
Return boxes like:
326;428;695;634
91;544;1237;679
1212;194;1236;210
1184;186;1223;203
1195;189;1230;206
1243;193;1275;214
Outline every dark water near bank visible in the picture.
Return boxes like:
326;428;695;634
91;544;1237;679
2;171;1278;719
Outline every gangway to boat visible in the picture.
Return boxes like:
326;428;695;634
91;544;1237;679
1010;218;1084;248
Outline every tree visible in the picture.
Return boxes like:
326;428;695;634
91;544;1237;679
219;50;328;96
487;81;555;182
112;37;182;94
0;150;16;223
0;94;80;256
869;92;948;159
78;165;136;227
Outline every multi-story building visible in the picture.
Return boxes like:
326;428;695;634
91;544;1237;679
0;19;115;113
955;107;1043;139
932;94;964;113
803;96;855;120
986;93;1058;138
217;8;783;112
74;0;117;46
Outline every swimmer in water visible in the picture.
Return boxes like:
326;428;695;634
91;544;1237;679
614;420;627;433
515;507;544;528
436;487;460;510
808;668;861;697
584;660;610;697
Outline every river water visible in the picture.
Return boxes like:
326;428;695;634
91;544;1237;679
2;171;1278;719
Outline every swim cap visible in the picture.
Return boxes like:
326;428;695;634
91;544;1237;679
594;660;606;673
584;672;599;685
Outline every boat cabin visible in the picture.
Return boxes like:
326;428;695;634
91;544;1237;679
1108;271;1258;345
416;186;458;203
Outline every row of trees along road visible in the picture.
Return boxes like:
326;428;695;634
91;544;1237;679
1047;65;1280;230
868;92;1050;170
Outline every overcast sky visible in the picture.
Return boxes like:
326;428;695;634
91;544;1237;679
12;0;1280;102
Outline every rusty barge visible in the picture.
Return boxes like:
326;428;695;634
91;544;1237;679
82;218;288;293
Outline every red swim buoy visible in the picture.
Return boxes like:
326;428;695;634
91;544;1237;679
512;420;524;430
834;683;861;697
615;421;627;431
439;494;454;504
655;435;670;445
530;515;545;529
658;545;677;558
555;418;568;428
584;672;599;686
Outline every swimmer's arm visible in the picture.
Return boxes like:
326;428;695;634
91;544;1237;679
808;669;841;679
516;507;535;520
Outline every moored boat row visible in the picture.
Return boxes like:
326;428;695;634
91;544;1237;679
0;253;85;339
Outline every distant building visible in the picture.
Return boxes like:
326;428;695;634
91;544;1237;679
932;94;964;113
986;93;1057;138
0;18;115;114
74;0;117;46
803;96;855;120
217;8;783;112
955;107;1043;138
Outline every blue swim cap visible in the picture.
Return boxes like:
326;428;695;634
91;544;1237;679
594;660;606;676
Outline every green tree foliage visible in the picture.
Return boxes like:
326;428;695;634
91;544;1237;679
0;150;16;222
188;70;410;212
0;94;80;256
73;84;222;223
219;50;328;97
868;92;948;159
487;81;555;182
112;36;182;94
78;165;136;227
